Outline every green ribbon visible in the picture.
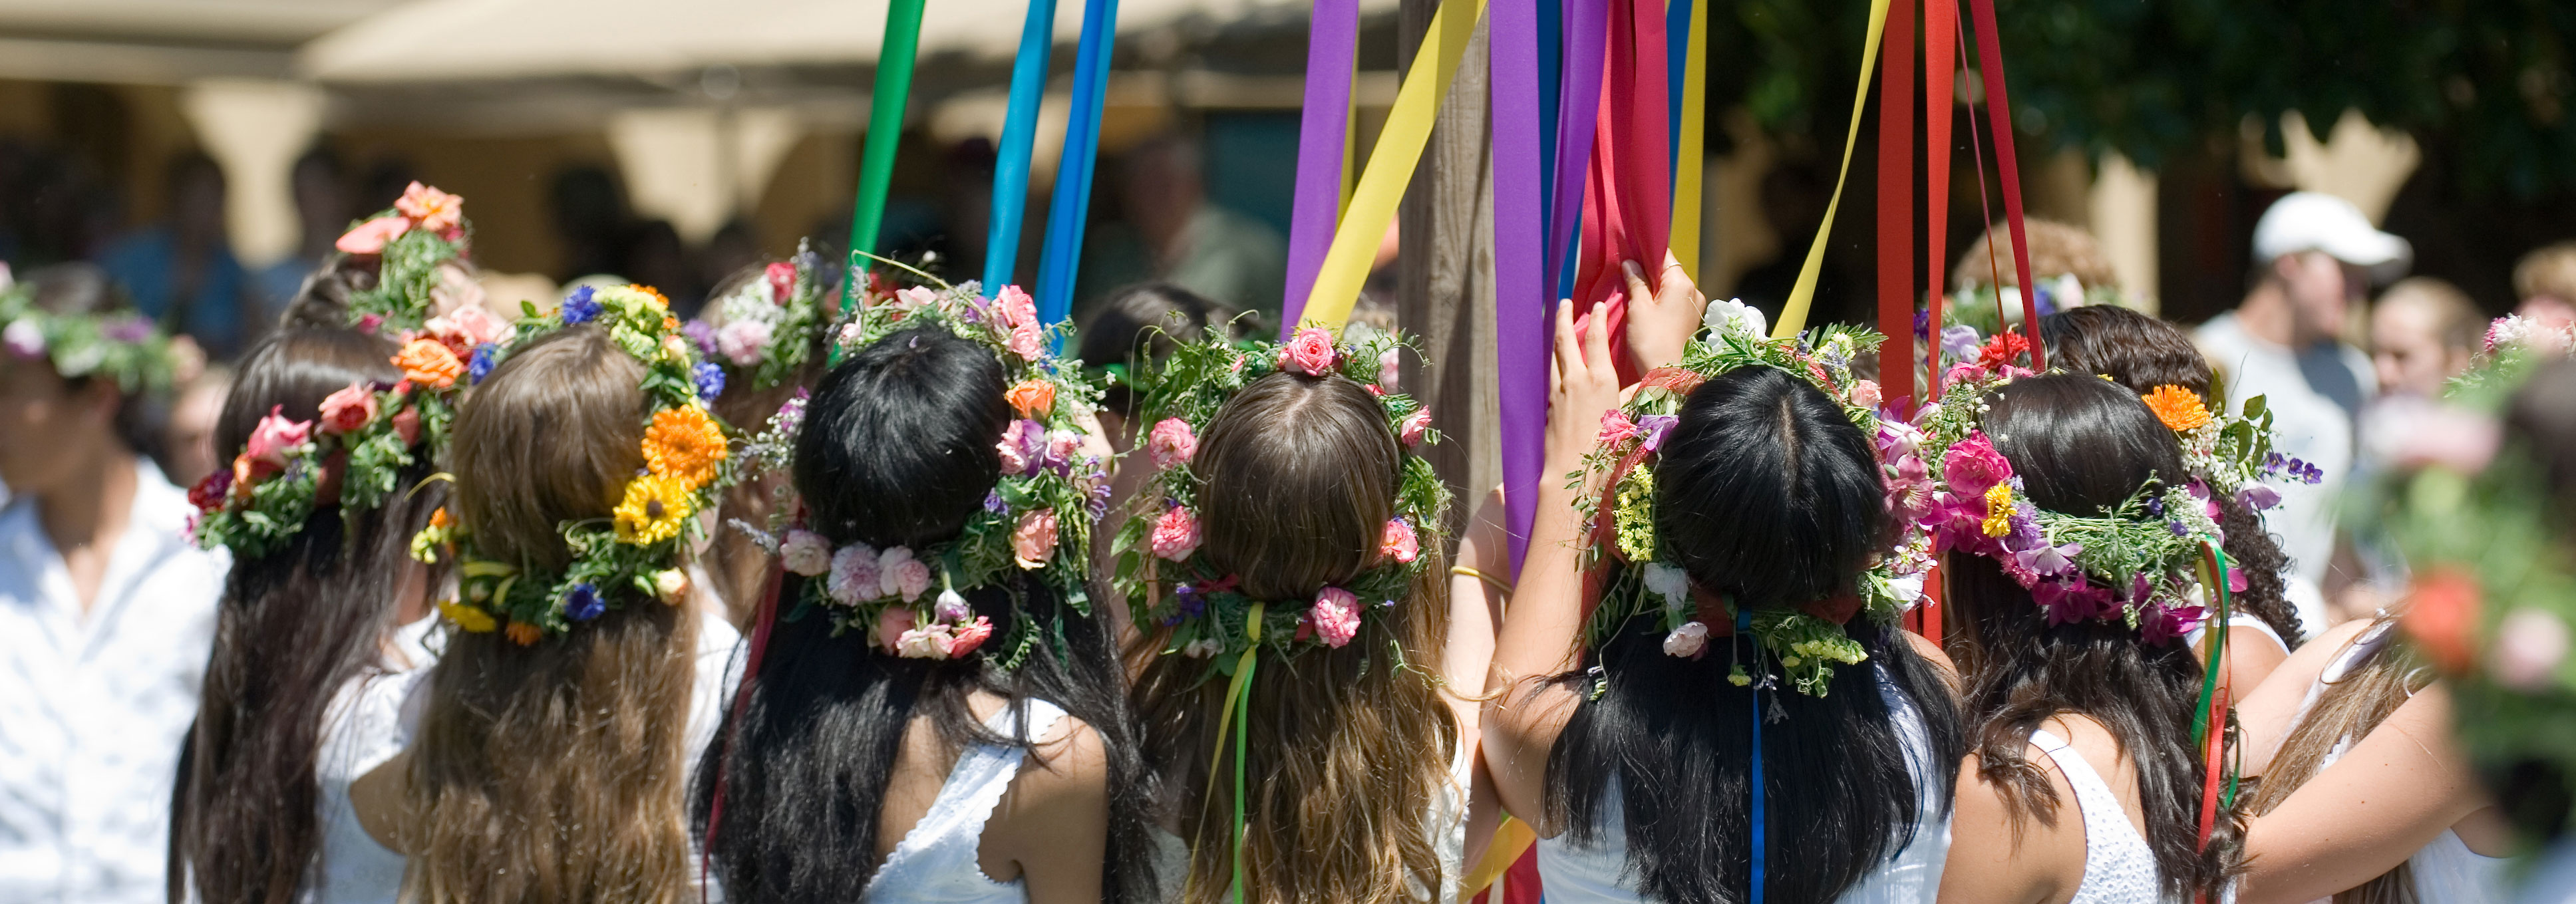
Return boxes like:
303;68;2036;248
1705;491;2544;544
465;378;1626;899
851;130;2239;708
1198;601;1263;904
844;0;926;315
2189;543;2239;818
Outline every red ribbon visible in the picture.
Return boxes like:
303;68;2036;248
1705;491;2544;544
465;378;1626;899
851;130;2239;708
1565;0;1671;388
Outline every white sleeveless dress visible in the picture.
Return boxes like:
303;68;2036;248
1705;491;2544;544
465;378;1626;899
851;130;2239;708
1535;667;1952;903
2028;728;2168;903
863;699;1070;903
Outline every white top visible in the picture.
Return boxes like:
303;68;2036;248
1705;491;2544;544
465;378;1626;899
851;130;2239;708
2195;313;2376;639
2028;728;2168;904
863;699;1070;903
0;458;229;904
1148;727;1477;902
1535;668;1951;904
2292;629;2508;904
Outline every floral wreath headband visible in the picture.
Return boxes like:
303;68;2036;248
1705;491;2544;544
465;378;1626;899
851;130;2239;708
412;283;732;645
1575;305;1912;699
741;264;1107;666
0;271;178;394
1111;326;1450;673
682;240;832;397
335;182;470;336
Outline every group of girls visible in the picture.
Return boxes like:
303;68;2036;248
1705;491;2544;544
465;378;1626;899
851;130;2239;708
150;184;2558;904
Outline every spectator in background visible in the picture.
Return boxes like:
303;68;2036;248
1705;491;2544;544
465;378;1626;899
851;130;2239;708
156;363;230;491
2513;240;2576;330
1083;134;1286;325
2196;191;2406;633
98;153;253;359
2369;277;2484;399
549;166;630;282
251;149;353;324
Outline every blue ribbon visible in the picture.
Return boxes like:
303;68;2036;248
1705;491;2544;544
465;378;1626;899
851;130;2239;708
1740;607;1766;904
983;0;1060;294
1034;0;1119;332
1665;0;1692;174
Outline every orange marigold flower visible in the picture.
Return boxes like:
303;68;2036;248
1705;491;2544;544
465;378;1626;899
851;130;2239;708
2141;384;2213;432
642;405;728;489
430;507;451;529
1005;379;1056;420
662;315;681;333
393;339;464;390
505;621;544;646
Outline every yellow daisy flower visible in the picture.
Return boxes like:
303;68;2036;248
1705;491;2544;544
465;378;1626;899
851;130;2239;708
614;474;695;545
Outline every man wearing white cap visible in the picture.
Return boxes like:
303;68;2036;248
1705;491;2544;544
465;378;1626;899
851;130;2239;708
2196;191;2410;637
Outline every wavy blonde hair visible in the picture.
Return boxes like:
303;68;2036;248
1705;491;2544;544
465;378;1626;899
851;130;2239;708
1130;371;1458;903
401;327;702;904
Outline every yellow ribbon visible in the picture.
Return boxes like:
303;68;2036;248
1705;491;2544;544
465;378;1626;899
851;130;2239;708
1203;602;1265;800
1460;815;1537;896
1772;0;1892;338
1295;0;1487;331
1668;0;1710;283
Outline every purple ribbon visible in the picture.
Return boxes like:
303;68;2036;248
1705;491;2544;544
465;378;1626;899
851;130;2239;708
1279;0;1359;336
1495;0;1548;571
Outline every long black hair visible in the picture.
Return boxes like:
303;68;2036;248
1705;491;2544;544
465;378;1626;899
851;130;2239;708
1547;366;1965;904
169;327;445;904
2040;305;2303;647
1947;373;2245;901
690;325;1150;902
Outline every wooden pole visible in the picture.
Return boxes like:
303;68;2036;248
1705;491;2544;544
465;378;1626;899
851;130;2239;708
1397;0;1500;519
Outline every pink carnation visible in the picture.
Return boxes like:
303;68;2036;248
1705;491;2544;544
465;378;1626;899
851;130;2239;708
1150;507;1202;562
244;406;314;471
995;285;1037;329
426;303;510;350
946;616;995;657
1400;409;1432;448
1309;587;1362;648
829;543;882;604
875;605;915;652
878;547;932;601
335;216;410;254
1277;327;1339;376
1942;431;2014;498
1005;321;1043;361
781;530;832;576
1012;508;1060;569
1380;518;1419;564
1850;379;1882;410
317;384;377;435
717;319;774;367
1597;410;1644;448
895;623;951;659
1148;418;1198;468
1377;348;1402;391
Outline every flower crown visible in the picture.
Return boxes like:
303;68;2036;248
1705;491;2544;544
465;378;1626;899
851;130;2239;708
1576;313;1919;698
2364;315;2576;785
335;182;470;335
0;271;178;394
1111;327;1450;671
756;270;1106;666
683;241;831;396
413;283;732;644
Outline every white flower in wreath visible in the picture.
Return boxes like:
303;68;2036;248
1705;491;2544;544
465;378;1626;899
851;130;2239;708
1641;562;1691;615
1703;297;1766;340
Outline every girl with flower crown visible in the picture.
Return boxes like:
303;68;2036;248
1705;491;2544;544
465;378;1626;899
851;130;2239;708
1936;373;2245;903
344;289;743;904
680;251;832;623
1116;317;1489;903
169;325;448;904
1486;260;1965;904
689;281;1150;903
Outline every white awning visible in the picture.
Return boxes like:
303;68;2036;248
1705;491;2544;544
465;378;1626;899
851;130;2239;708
301;0;1396;84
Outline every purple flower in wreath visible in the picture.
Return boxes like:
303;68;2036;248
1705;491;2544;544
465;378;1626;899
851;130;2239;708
983;490;1008;514
2237;484;2281;512
1637;414;1679;452
103;316;154;343
682;319;719;355
563;582;605;621
2034;579;2116;626
467;343;499;384
560;285;601;325
692;361;726;401
2139;601;2207;646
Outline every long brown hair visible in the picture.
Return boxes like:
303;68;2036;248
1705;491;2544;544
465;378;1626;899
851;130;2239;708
172;327;442;904
401;325;702;904
1129;371;1458;903
2244;616;2424;904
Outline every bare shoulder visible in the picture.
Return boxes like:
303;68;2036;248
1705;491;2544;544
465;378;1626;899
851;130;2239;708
1940;750;2079;904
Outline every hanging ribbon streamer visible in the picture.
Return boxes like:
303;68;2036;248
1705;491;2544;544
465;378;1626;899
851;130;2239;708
1667;0;1708;284
1290;0;1486;331
982;0;1060;293
1547;0;1608;303
1965;0;2040;369
1198;603;1264;904
1566;0;1668;387
1494;0;1549;574
1741;607;1768;904
1277;0;1359;336
1033;0;1120;330
1770;0;1892;338
1921;0;1956;402
1875;0;1916;415
844;0;926;309
2191;544;2237;849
